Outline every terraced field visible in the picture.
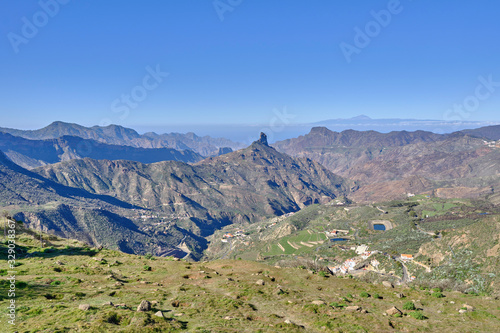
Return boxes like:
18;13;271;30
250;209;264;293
262;230;327;256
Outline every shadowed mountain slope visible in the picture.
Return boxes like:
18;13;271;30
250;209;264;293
0;132;203;169
0;150;203;256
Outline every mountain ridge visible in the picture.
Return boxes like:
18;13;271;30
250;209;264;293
0;121;243;156
0;132;204;169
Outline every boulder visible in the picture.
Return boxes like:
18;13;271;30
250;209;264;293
462;304;474;312
382;281;393;288
312;300;326;306
345;306;361;312
256;279;265;286
154;311;165;318
79;304;90;311
386;307;402;316
137;300;151;312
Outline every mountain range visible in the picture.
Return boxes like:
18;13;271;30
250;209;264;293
1;133;351;257
0;121;244;156
0;132;204;169
1;121;499;258
274;126;500;202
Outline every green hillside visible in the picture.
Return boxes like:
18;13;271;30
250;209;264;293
1;222;499;332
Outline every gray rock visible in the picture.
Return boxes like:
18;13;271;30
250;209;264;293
137;300;151;312
256;279;265;286
79;304;90;311
154;311;165;318
382;281;393;288
312;300;326;305
346;306;361;312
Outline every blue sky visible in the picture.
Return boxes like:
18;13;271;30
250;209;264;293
1;0;500;131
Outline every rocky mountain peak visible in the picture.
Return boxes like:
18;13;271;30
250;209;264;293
255;132;268;146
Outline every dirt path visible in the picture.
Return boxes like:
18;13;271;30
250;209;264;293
287;240;301;250
277;243;285;252
300;241;314;247
413;260;432;272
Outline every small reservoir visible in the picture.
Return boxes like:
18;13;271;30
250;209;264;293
330;238;349;242
369;220;392;231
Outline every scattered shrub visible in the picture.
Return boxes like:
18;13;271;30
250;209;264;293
360;292;370;298
403;302;416;311
103;311;121;325
432;292;444;298
330;302;346;308
16;281;28;289
409;311;427;320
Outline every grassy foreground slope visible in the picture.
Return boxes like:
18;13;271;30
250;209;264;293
1;223;500;332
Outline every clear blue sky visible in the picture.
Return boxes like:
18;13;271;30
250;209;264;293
1;0;500;131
